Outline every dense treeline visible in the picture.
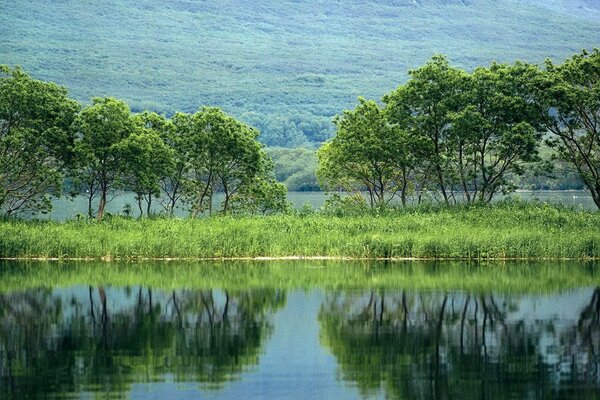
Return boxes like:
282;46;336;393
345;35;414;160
267;147;319;192
0;66;289;218
2;49;599;218
318;49;600;209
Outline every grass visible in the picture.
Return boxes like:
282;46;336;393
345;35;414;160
1;201;599;260
1;259;599;294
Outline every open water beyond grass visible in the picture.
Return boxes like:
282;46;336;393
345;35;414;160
42;190;598;220
1;260;600;399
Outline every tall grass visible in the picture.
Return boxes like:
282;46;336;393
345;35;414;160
1;260;598;294
1;202;599;260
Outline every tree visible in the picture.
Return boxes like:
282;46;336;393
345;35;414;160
448;62;543;202
146;112;190;215
0;65;79;215
317;98;425;208
116;127;174;217
183;107;268;216
535;49;600;209
72;97;137;219
229;177;291;215
384;55;466;204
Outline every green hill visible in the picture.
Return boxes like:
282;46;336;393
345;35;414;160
2;0;599;146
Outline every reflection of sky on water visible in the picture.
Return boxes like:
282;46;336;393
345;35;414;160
128;291;362;399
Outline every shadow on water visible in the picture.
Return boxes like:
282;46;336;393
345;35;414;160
1;260;600;398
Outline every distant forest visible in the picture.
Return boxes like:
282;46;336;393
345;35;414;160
2;0;599;146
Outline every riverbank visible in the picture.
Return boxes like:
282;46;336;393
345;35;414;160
2;202;599;260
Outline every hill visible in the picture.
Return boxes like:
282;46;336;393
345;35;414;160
2;0;599;146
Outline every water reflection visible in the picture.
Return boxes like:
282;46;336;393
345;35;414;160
0;287;285;398
319;289;600;399
3;283;600;399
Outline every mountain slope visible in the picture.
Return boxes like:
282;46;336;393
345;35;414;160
1;0;599;145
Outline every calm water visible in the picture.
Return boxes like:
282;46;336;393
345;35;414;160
41;190;597;220
1;262;599;399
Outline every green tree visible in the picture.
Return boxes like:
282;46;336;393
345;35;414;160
116;127;174;217
384;55;466;204
267;147;320;191
72;97;137;219
183;107;270;215
150;112;190;215
0;65;79;215
535;49;600;209
449;63;543;202
229;177;291;215
317;98;424;208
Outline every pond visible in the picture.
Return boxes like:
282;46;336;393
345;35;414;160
1;261;599;399
39;190;597;220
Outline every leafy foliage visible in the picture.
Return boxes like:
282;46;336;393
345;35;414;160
534;49;600;208
267;147;319;191
0;65;79;215
72;97;139;219
318;98;426;207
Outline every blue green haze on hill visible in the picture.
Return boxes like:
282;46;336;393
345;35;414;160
2;0;599;146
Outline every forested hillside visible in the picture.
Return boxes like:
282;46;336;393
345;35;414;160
2;0;599;146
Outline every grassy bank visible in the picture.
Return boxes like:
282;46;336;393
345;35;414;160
1;260;599;294
1;202;599;260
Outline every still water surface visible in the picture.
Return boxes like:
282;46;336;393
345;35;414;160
43;190;596;220
1;262;599;399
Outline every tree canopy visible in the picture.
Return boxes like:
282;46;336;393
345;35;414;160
0;65;79;215
319;52;598;208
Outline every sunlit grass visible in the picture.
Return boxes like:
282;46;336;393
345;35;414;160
1;202;599;260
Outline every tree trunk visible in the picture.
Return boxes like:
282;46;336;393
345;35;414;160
147;192;152;216
97;190;107;220
88;193;94;218
137;194;143;218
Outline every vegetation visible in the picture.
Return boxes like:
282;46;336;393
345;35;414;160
0;65;79;215
2;1;599;146
3;44;600;217
535;49;600;208
318;98;427;207
0;68;288;219
0;201;599;260
319;50;600;208
267;147;319;191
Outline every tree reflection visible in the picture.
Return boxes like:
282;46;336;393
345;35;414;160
0;286;285;398
319;289;600;399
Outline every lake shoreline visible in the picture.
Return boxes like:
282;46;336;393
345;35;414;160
2;202;600;260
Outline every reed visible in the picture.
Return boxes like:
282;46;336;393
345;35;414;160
1;202;599;260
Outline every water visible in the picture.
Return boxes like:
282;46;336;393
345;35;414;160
42;191;329;220
42;190;597;220
1;261;599;399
